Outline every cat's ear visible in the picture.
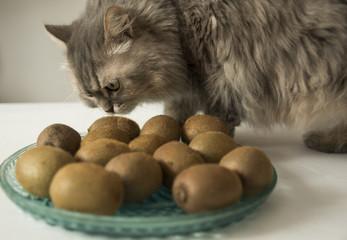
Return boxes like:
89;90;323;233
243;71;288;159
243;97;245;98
44;24;72;45
104;5;135;40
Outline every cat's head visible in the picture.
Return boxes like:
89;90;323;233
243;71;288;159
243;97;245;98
45;3;189;114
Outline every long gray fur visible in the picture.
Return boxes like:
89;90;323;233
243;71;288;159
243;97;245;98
45;0;347;153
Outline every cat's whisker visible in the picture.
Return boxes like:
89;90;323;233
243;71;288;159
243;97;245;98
60;62;69;71
63;91;76;102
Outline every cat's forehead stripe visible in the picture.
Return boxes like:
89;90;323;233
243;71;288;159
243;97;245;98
107;40;133;55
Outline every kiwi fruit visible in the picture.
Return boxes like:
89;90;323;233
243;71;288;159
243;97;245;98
183;115;229;142
173;164;243;213
81;127;131;146
129;134;167;155
141;115;181;142
88;116;140;140
50;163;123;215
105;152;162;203
76;138;130;166
153;141;204;188
16;146;75;198
37;124;81;155
220;146;273;196
189;131;238;163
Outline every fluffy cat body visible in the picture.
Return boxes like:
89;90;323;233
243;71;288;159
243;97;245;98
46;0;347;153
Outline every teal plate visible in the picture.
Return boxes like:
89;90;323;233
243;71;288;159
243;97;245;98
0;144;277;237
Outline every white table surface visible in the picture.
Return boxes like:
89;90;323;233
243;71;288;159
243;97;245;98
0;102;346;240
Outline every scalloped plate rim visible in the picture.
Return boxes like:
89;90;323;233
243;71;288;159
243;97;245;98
0;143;277;235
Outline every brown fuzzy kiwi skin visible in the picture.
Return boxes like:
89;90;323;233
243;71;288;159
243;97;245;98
153;141;204;188
88;116;140;140
189;131;238;163
220;146;273;196
50;163;124;216
105;152;163;203
128;134;167;155
183;115;229;142
141;115;181;143
37;124;81;155
75;138;130;166
172;164;243;213
81;128;131;146
15;146;75;198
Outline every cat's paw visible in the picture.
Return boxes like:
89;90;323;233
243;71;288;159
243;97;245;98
164;100;197;126
226;124;236;137
303;132;347;153
163;108;185;124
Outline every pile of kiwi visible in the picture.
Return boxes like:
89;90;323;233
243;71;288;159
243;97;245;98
16;114;274;215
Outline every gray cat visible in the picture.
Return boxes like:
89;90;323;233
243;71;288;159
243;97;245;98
45;0;347;153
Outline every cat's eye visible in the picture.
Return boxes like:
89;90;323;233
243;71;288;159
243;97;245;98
123;30;133;39
105;80;121;92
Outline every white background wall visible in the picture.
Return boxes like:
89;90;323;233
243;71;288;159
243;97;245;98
0;0;87;103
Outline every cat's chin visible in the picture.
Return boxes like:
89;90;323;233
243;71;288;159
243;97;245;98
111;102;138;115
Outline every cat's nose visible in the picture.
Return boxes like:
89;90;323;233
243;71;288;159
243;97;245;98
105;106;115;113
113;103;124;113
100;103;114;113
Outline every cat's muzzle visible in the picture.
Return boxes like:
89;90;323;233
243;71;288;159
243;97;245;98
111;103;137;114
